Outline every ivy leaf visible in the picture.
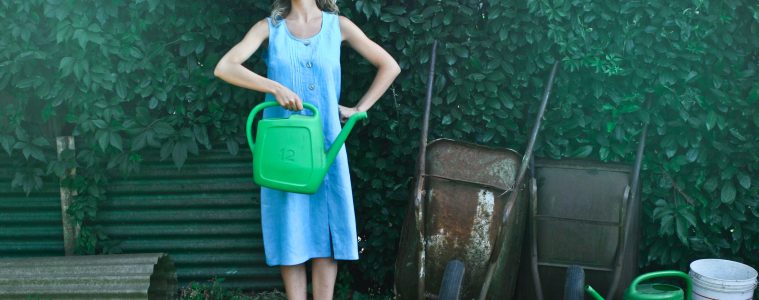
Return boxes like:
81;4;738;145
721;182;736;204
659;214;674;236
685;148;699;162
705;111;717;131
109;132;123;151
11;169;44;196
384;6;405;15
72;29;89;49
131;132;147;151
92;119;107;129
675;214;688;245
679;208;697;227
116;81;128;100
599;147;609;160
172;141;188;169
152;121;175;136
737;173;751;190
683;71;698;83
227;139;239;156
0;135;16;156
748;86;759;103
442;115;452;125
606;121;616;133
59;57;75;76
569;145;593;158
193;125;210;148
160;141;173;161
729;128;747;141
95;130;109;151
149;97;159;109
468;73;486;81
703;177;718;192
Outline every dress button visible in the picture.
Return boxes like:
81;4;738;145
308;84;315;90
306;62;312;68
303;40;311;46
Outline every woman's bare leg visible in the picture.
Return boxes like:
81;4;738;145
311;258;338;300
281;264;307;300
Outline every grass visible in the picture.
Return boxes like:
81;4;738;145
178;278;286;300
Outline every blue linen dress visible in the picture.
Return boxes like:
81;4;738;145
259;11;359;266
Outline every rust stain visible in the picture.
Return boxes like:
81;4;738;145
486;159;518;188
465;189;495;275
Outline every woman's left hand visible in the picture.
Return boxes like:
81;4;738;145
338;105;360;123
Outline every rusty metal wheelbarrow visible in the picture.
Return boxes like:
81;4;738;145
394;41;560;299
394;138;529;299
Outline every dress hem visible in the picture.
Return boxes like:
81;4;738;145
266;254;360;267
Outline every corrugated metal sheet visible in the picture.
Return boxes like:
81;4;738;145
98;149;282;291
0;159;66;257
0;253;176;299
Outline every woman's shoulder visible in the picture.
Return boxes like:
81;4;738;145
336;15;363;41
247;18;270;37
336;14;351;25
256;18;271;29
337;15;356;32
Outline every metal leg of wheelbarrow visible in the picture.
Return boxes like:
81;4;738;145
529;178;544;300
606;123;649;299
413;40;438;300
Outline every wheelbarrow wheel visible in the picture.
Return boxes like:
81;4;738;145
564;265;585;300
438;260;465;300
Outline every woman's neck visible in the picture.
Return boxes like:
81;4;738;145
289;0;321;21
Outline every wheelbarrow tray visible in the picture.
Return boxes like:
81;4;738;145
395;139;528;299
515;159;640;300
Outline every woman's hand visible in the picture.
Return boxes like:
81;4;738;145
338;105;360;123
272;84;303;111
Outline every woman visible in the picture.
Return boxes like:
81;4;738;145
214;0;400;299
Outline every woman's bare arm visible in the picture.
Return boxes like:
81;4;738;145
214;19;303;111
338;16;401;120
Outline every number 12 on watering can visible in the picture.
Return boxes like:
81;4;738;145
245;102;367;194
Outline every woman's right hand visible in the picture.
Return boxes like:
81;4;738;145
272;85;303;111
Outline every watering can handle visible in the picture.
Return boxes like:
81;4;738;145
628;271;692;300
245;102;319;153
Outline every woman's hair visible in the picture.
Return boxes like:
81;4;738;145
271;0;339;25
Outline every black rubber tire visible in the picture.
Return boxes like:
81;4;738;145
438;260;466;300
564;265;585;300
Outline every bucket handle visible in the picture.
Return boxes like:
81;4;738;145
628;270;692;300
245;102;319;153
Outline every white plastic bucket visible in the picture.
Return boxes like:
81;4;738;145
690;259;758;300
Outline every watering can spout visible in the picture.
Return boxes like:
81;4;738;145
325;111;368;168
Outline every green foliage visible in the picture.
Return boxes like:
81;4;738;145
2;0;759;294
0;0;268;254
179;278;283;300
341;0;759;289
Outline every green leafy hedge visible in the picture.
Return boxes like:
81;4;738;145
0;0;270;253
344;0;759;289
1;0;758;292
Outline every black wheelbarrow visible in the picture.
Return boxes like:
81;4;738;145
517;110;649;300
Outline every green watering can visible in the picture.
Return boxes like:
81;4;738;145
586;271;692;300
245;102;367;194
